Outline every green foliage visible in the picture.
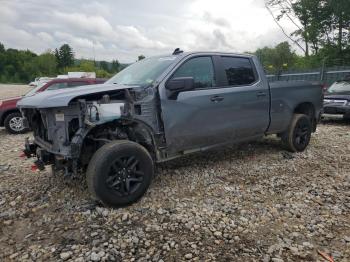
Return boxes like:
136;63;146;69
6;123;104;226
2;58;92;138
0;43;125;83
266;0;350;57
65;60;95;72
256;40;350;72
55;44;74;69
111;59;120;72
36;52;58;76
0;47;38;83
255;42;297;73
96;69;113;78
64;60;114;78
99;61;109;72
0;43;5;53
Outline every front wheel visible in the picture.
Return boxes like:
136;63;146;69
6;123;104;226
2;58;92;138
4;112;28;134
86;140;154;207
281;114;312;152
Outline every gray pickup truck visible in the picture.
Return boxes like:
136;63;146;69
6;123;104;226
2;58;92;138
18;50;323;207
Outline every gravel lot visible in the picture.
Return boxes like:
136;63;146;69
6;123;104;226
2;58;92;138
0;86;350;261
0;84;32;99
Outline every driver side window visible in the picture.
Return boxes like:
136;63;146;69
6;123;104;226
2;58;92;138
172;56;215;89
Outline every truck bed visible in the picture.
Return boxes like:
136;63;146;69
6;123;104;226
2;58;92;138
267;80;323;134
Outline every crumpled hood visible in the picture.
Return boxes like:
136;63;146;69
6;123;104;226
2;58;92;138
17;83;135;108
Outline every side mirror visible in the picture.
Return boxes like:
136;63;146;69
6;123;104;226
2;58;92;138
165;77;194;99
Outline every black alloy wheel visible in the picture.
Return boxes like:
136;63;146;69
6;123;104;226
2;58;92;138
105;156;144;196
293;118;310;149
87;140;154;207
281;114;312;152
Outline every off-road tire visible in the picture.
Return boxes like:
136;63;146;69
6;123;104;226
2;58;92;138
86;140;154;207
281;114;312;152
4;112;28;134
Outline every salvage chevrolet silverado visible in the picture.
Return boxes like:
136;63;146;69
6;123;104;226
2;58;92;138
18;50;323;207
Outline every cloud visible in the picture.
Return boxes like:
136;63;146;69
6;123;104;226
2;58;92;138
54;32;95;49
113;25;167;49
81;1;111;17
37;32;54;43
54;12;115;37
202;12;231;28
0;4;18;23
52;12;168;51
0;25;59;54
0;0;299;62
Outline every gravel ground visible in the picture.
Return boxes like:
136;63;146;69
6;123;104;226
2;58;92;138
0;87;349;261
0;84;32;99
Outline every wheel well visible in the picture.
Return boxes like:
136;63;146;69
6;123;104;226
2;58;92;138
294;102;316;131
1;109;20;126
79;120;158;167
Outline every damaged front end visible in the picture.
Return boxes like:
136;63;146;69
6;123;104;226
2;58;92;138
19;85;163;176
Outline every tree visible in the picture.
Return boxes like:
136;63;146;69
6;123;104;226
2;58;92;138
0;43;6;75
54;48;60;67
138;55;145;61
35;52;57;76
272;42;297;72
255;42;296;73
56;44;74;69
0;43;5;53
265;0;350;58
265;0;319;56
99;61;109;72
65;60;94;73
111;59;120;72
327;0;350;55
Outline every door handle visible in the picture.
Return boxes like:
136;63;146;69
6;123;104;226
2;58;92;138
210;95;224;102
257;92;267;97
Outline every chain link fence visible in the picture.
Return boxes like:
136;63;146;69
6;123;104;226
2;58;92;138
266;58;350;87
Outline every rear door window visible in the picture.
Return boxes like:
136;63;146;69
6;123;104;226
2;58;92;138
172;56;216;89
221;57;256;86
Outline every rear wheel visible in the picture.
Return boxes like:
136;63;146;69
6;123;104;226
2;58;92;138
4;112;28;134
281;114;312;152
86;140;154;207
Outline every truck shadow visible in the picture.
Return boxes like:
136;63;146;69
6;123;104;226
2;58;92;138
157;136;284;171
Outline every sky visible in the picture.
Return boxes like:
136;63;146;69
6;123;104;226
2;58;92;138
0;0;297;63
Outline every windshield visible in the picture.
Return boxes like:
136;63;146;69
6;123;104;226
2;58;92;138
327;81;350;94
24;82;47;96
106;56;177;86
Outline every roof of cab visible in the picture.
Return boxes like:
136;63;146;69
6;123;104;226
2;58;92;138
172;51;255;58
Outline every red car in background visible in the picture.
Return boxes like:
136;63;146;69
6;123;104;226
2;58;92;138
0;78;106;134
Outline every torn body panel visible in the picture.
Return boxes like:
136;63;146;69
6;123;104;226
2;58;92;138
20;86;162;176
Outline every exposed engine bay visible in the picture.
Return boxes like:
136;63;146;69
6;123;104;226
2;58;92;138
21;87;165;176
